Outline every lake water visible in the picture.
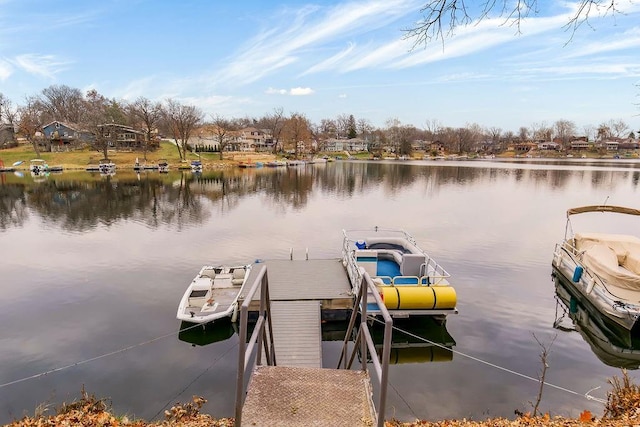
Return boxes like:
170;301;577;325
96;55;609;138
2;158;640;424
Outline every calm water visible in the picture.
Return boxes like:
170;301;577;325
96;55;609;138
2;159;640;424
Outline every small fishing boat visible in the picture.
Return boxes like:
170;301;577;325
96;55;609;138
158;158;169;173
552;205;640;335
176;264;252;324
190;160;203;173
342;227;457;320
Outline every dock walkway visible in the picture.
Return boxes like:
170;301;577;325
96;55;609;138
238;258;379;426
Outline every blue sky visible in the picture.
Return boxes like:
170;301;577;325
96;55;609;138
1;0;639;133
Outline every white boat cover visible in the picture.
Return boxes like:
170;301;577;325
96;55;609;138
576;233;640;291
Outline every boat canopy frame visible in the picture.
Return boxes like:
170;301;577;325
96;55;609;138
564;205;640;241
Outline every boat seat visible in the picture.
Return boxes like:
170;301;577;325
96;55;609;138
231;268;246;285
355;250;378;277
582;244;640;291
200;268;217;279
401;253;427;276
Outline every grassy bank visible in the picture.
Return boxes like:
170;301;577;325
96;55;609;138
5;371;640;427
0;143;277;171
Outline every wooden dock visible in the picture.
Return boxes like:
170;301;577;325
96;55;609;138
238;259;379;426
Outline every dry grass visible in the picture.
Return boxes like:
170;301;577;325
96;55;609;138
5;372;640;427
0;142;271;170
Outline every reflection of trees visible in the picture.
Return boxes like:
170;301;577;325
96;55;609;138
26;173;210;231
2;162;637;232
0;183;28;230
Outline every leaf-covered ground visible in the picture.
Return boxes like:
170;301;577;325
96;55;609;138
5;371;640;427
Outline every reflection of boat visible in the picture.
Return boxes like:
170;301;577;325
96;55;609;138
553;271;640;369
190;160;203;173
158;159;169;173
176;264;252;324
265;161;286;168
178;319;237;346
551;205;640;334
342;228;457;320
360;317;455;364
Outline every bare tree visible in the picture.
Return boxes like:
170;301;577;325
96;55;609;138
39;84;85;124
83;89;112;160
356;118;374;140
262;107;285;154
529;121;551;142
554;119;577;149
597;122;611;141
335;113;351;139
318;118;338;139
16;96;47;157
163;99;204;161
609;119;629;138
281;112;311;159
210;114;236;160
405;1;626;47
518;126;529;143
487;126;502;152
582;124;596;141
128;96;163;161
424;118;442;141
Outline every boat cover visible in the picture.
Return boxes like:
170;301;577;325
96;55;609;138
576;233;640;291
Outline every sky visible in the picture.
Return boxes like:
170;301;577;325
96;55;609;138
0;0;639;134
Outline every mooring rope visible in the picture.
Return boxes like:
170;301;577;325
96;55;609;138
150;341;239;421
0;322;205;390
366;315;608;405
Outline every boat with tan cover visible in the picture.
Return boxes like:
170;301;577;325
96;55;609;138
552;205;640;335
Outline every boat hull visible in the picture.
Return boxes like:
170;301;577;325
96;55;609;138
552;244;640;334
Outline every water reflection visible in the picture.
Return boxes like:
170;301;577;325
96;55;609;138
178;320;237;347
1;160;640;232
553;271;640;369
360;317;455;365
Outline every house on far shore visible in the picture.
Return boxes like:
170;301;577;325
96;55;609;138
0;123;16;147
97;123;147;149
538;141;561;151
42;121;93;148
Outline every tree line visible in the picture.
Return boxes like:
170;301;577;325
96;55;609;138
0;85;637;158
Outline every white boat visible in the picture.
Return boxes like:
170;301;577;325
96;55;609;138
98;158;116;175
29;159;49;175
342;227;457;320
552;205;640;335
158;159;169;173
176;264;252;324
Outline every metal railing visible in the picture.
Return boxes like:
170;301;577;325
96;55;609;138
235;264;275;426
337;270;392;427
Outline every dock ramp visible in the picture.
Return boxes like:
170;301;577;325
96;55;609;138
241;365;376;426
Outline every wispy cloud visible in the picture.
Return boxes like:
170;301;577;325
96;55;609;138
12;54;71;78
213;0;421;85
266;87;315;96
0;59;12;80
566;26;640;58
